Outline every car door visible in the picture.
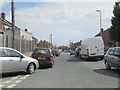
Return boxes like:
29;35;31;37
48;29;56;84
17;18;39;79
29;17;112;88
113;48;119;69
4;49;22;71
106;48;115;67
0;49;9;72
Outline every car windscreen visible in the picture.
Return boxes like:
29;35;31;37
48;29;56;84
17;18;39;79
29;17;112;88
33;49;50;55
0;49;5;57
0;49;3;57
52;51;57;53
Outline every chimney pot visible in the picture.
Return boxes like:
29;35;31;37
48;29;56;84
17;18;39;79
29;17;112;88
1;12;5;19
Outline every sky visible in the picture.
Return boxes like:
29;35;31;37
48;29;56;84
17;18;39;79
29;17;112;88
0;0;118;46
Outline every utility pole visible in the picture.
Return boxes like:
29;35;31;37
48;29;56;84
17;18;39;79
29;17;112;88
50;34;52;48
11;0;15;48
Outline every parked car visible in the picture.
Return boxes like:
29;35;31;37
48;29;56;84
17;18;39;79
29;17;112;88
31;48;54;68
52;50;60;57
104;47;120;70
0;47;39;74
75;48;80;57
70;50;75;55
79;37;104;60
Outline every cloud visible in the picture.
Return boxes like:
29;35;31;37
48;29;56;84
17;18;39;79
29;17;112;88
5;2;115;45
0;1;8;8
1;0;118;2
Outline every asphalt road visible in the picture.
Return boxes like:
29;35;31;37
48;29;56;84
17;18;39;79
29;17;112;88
1;52;119;88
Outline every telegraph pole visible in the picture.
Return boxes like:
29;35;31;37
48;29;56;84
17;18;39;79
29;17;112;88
50;34;52;48
11;0;15;48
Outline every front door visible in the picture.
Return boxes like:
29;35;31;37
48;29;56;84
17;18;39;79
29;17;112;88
4;49;22;71
113;48;119;69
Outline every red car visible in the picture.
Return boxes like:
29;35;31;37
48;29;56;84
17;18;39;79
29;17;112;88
31;48;54;68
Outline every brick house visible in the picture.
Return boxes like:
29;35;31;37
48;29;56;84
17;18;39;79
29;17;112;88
95;28;112;48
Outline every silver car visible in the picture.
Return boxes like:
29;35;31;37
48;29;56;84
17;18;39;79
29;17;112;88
0;47;39;74
104;47;120;69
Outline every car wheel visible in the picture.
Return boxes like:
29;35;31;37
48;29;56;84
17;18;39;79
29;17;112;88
27;63;35;74
84;55;89;61
105;61;111;70
49;63;53;68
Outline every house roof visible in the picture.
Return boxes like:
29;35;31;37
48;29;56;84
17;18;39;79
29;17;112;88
0;17;20;30
95;28;110;37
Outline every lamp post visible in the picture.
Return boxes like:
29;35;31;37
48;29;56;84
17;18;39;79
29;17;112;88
96;10;102;37
50;34;52;49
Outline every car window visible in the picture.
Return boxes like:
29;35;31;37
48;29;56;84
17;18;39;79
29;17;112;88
114;48;120;56
108;48;114;55
53;51;57;53
5;49;21;57
0;49;5;57
118;48;120;55
34;49;50;55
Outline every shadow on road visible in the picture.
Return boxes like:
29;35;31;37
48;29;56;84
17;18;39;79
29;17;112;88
67;56;99;62
93;69;120;79
0;72;27;78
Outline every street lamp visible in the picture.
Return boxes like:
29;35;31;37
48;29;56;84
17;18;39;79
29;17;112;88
96;10;102;37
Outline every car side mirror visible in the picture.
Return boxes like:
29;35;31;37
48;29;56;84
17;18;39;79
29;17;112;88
20;55;24;59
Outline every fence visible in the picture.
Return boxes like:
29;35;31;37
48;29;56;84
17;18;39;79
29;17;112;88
0;34;37;54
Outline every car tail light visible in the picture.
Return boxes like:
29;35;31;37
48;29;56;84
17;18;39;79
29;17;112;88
87;49;89;55
50;53;53;61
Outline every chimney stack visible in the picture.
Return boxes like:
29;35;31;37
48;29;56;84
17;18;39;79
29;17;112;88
1;12;5;20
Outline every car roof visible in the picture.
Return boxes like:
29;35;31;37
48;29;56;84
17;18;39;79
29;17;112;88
109;47;120;49
0;47;14;50
0;47;27;56
35;48;50;50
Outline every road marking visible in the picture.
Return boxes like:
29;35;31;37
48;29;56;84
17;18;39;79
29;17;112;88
25;75;30;77
7;84;17;88
20;77;27;80
0;84;4;88
3;80;12;84
3;74;30;88
14;80;22;84
11;76;20;80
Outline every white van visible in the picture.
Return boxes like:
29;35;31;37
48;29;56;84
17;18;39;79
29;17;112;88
79;37;104;60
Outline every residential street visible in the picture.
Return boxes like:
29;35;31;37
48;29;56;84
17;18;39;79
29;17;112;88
1;52;119;88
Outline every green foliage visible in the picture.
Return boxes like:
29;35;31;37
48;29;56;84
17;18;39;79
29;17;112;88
110;1;120;42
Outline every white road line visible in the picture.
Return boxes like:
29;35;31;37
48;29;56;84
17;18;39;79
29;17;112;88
25;75;30;77
3;75;30;88
20;74;30;80
0;84;4;88
3;80;12;84
11;76;20;80
14;80;22;84
20;77;27;80
7;84;17;88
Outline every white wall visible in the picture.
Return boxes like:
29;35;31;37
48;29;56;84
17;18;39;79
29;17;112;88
20;29;32;40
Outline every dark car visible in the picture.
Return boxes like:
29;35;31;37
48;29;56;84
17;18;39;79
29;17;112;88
70;50;75;55
52;50;60;57
104;47;120;70
31;48;54;68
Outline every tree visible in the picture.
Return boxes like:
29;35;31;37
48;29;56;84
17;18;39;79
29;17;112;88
110;1;120;43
